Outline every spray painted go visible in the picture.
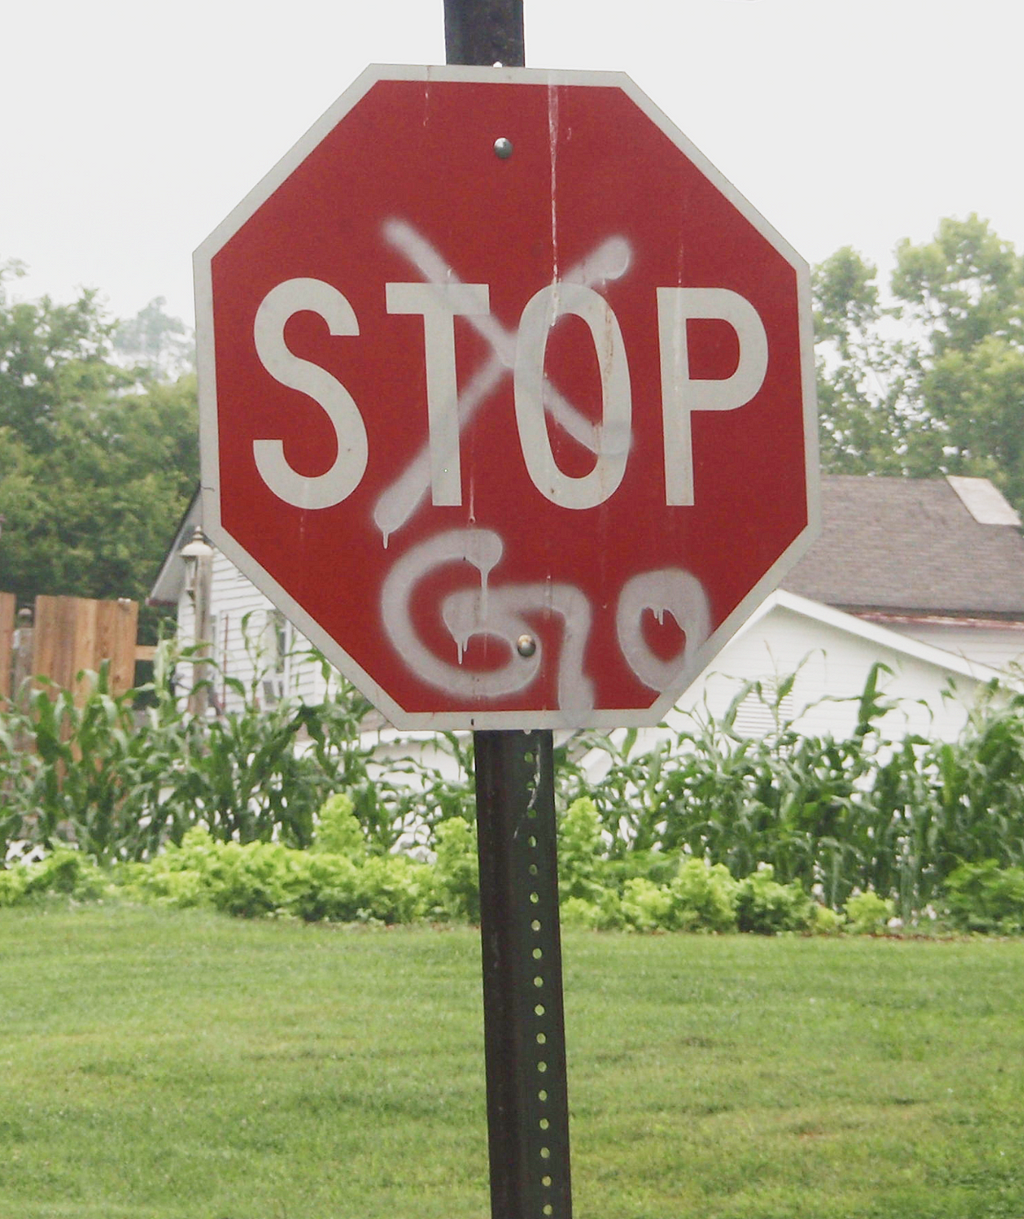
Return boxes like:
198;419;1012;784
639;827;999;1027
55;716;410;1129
196;64;819;729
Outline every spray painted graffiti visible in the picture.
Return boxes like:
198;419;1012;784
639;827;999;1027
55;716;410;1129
367;220;722;715
616;570;711;694
380;528;595;718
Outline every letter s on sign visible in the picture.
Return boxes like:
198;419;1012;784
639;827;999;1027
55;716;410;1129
252;278;368;509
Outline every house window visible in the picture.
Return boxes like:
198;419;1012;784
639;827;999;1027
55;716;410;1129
732;678;796;738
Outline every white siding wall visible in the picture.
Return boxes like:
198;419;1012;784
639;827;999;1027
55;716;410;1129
176;554;332;713
885;620;1024;675
671;603;985;742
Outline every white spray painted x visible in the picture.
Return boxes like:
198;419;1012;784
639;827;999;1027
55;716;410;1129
374;219;634;543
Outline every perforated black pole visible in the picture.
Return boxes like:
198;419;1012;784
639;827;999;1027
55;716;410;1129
474;730;572;1219
442;7;573;1216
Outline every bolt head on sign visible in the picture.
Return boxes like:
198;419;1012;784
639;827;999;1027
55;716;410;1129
196;64;819;730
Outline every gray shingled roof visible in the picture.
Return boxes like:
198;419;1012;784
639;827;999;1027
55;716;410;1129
781;475;1024;619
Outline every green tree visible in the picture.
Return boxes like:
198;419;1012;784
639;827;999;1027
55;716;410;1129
0;262;198;627
0;260;131;450
812;246;915;475
894;216;1024;506
813;215;1024;511
892;214;1024;358
113;296;195;380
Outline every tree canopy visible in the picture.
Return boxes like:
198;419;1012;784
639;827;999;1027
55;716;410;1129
814;215;1024;512
0;262;198;628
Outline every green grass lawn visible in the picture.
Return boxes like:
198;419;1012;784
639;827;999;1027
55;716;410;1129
1;907;1023;1219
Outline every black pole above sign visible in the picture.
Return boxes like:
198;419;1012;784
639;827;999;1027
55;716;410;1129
444;0;525;66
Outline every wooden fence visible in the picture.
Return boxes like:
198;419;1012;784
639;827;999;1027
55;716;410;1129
1;594;141;703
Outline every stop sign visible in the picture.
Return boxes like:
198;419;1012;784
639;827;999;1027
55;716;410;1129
195;64;818;730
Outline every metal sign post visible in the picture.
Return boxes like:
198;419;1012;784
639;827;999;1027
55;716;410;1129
474;729;572;1219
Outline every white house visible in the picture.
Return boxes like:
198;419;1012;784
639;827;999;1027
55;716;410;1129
149;474;1024;743
673;474;1024;742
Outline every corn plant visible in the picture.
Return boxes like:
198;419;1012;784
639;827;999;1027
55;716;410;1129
0;664;170;865
928;691;1024;875
555;664;1003;919
303;654;446;853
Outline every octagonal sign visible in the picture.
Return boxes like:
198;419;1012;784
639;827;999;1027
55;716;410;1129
195;64;819;730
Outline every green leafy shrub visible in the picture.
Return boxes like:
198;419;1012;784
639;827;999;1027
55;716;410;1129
558;889;629;931
289;853;362;922
0;867;27;907
120;829;249;911
118;827;432;925
354;854;430;925
735;864;814;935
844;890;895;934
207;841;310;918
810;903;845;934
24;848;109;901
430;816;479;922
668;858;740;933
557;797;606;903
942;860;1024;934
561;859;741;934
601;849;681;892
559;895;603;929
0;848;110;906
312;794;364;858
619;877;674;931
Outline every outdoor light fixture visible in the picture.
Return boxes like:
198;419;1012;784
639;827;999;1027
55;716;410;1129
178;524;214;716
179;525;214;600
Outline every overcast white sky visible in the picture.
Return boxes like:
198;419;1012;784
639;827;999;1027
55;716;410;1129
3;0;1021;329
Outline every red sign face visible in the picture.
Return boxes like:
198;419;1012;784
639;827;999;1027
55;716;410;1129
196;65;818;729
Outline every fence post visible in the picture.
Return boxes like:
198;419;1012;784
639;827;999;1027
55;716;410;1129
0;592;14;702
11;607;34;701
